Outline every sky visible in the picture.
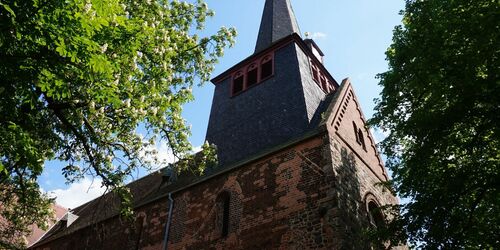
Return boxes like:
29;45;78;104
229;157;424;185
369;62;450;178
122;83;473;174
39;0;405;209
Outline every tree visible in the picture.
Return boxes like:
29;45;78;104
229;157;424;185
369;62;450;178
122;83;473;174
0;0;235;248
369;0;499;248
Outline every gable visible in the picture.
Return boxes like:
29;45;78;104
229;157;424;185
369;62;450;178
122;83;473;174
323;78;388;182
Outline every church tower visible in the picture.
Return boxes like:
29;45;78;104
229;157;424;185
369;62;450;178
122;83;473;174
207;0;337;167
30;1;404;249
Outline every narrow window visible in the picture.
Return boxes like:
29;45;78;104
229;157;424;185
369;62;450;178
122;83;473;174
247;64;258;87
358;128;366;150
353;122;360;144
260;56;273;80
368;201;385;228
221;194;230;237
327;81;334;92
232;72;244;95
312;64;319;82
215;192;231;238
320;75;328;91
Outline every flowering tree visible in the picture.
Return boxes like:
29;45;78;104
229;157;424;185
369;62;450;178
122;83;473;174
0;0;235;248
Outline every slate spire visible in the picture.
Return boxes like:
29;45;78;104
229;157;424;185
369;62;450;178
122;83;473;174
255;0;301;53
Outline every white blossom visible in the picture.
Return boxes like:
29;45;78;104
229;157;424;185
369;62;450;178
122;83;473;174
100;43;108;53
150;107;158;116
84;3;92;13
124;98;131;108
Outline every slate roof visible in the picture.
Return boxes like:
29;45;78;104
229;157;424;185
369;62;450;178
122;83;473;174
255;0;301;53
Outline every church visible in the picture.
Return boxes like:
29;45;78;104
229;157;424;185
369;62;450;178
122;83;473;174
31;0;400;249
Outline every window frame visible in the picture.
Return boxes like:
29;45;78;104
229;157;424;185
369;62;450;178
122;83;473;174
231;71;245;95
309;58;335;94
357;128;367;151
260;55;274;82
216;191;231;238
353;122;360;144
353;121;367;151
364;194;385;229
230;52;274;97
221;194;230;237
246;63;259;88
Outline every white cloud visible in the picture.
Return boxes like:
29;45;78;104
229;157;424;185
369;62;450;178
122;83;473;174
311;32;327;40
140;138;204;171
154;141;177;166
48;177;106;209
48;142;205;209
371;128;391;144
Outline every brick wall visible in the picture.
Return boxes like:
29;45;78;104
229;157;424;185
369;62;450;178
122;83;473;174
34;129;400;250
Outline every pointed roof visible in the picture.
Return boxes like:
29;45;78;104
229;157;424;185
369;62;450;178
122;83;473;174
255;0;301;53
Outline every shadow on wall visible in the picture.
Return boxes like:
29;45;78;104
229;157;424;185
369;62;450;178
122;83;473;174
326;147;372;250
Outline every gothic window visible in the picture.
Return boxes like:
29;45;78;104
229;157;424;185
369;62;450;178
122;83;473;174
353;122;360;144
232;71;244;95
247;64;258;87
367;201;385;228
260;55;273;80
353;121;367;151
216;191;231;238
358;128;366;151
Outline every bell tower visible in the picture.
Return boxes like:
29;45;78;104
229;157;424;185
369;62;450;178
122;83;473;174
206;0;338;167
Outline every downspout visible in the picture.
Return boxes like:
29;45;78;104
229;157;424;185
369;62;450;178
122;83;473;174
162;193;174;250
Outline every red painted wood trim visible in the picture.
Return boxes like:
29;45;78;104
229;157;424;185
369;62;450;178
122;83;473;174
212;33;339;89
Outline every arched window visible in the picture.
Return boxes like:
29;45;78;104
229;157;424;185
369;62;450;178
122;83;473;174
260;55;273;80
229;53;274;96
232;71;244;95
216;191;231;238
247;64;258;87
367;201;385;228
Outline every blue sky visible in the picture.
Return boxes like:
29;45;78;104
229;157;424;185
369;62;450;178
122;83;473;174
39;0;405;208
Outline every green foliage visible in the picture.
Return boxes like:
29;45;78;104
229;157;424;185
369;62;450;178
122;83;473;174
369;0;499;248
0;0;235;247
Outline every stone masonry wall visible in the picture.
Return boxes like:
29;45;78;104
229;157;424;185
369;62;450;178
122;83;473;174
325;133;399;250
